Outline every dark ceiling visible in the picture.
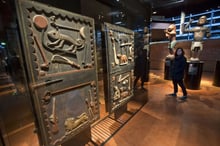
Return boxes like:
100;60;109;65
140;0;220;17
97;0;220;17
97;0;220;18
0;0;220;32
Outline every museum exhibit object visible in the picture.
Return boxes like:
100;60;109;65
165;9;220;89
181;15;211;61
102;22;134;114
163;23;176;80
15;0;99;145
150;21;177;80
1;0;220;145
167;9;220;40
164;23;177;58
180;15;210;89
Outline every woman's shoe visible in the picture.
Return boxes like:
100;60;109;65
178;96;187;102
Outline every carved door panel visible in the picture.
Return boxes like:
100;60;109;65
102;22;134;113
15;0;99;145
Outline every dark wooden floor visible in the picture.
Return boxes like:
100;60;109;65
104;70;220;146
1;70;220;146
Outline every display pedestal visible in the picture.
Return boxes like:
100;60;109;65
184;61;204;90
213;60;220;87
164;58;174;80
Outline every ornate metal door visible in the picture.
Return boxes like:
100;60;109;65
15;0;99;145
102;22;134;113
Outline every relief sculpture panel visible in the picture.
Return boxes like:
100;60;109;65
102;22;134;113
16;0;99;145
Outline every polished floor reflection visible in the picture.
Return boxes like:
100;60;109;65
104;70;220;146
1;69;220;146
0;71;39;146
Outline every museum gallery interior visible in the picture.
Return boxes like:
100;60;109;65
0;0;220;146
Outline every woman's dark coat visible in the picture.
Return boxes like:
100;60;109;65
172;55;187;80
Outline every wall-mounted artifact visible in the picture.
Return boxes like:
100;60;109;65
102;22;134;113
15;0;99;145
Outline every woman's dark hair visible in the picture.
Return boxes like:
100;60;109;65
175;47;185;56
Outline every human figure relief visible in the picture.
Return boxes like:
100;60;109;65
181;16;211;61
164;24;177;59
